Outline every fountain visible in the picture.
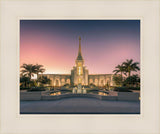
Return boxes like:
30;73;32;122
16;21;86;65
72;84;86;94
77;84;82;93
82;87;87;94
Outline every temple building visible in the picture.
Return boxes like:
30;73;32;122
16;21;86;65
38;37;115;87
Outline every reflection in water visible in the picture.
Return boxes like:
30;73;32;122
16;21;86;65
50;92;61;96
50;91;107;96
98;92;108;96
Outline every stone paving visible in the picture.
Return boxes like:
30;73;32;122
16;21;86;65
20;97;140;114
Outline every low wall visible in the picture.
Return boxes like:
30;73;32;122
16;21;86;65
41;93;117;101
101;96;117;100
20;91;140;101
20;91;42;101
41;94;101;100
108;91;118;96
117;92;140;101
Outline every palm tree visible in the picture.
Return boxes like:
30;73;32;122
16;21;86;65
20;74;30;88
20;64;36;81
113;64;126;78
38;76;51;85
113;75;123;87
113;64;126;87
34;64;45;77
122;59;140;77
124;74;140;87
34;64;45;86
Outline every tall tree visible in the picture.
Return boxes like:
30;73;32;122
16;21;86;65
123;59;140;77
113;64;126;79
20;74;30;88
34;64;45;76
113;75;123;87
20;64;36;80
38;76;51;85
124;74;140;87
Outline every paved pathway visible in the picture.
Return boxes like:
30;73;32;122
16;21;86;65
20;97;140;114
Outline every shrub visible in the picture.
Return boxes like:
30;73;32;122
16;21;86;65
28;87;46;92
89;83;96;87
20;87;30;90
113;75;123;86
88;89;99;92
63;83;70;87
114;87;132;92
128;87;140;90
123;75;140;87
109;86;116;90
83;85;90;88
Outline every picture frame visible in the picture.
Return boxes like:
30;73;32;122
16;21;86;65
0;0;160;134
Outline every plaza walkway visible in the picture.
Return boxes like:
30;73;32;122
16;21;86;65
20;97;140;114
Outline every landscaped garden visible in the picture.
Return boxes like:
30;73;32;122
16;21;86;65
20;59;140;97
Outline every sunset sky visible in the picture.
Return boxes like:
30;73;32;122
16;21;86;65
20;20;140;74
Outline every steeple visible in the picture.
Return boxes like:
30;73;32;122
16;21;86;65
76;36;83;60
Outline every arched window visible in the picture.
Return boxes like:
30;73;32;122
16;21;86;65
55;79;60;87
66;79;70;84
50;78;54;86
61;78;65;83
61;78;65;86
89;79;93;84
95;79;98;86
101;80;104;86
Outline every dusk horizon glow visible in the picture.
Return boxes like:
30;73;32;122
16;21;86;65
20;20;140;75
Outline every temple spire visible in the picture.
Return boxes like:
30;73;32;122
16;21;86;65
78;36;81;55
76;36;83;60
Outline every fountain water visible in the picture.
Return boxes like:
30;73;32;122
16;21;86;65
72;84;86;94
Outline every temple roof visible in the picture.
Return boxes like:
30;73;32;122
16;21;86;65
76;36;83;60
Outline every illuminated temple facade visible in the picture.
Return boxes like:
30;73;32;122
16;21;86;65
38;37;115;87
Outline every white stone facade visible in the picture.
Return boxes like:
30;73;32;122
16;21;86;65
38;37;115;87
